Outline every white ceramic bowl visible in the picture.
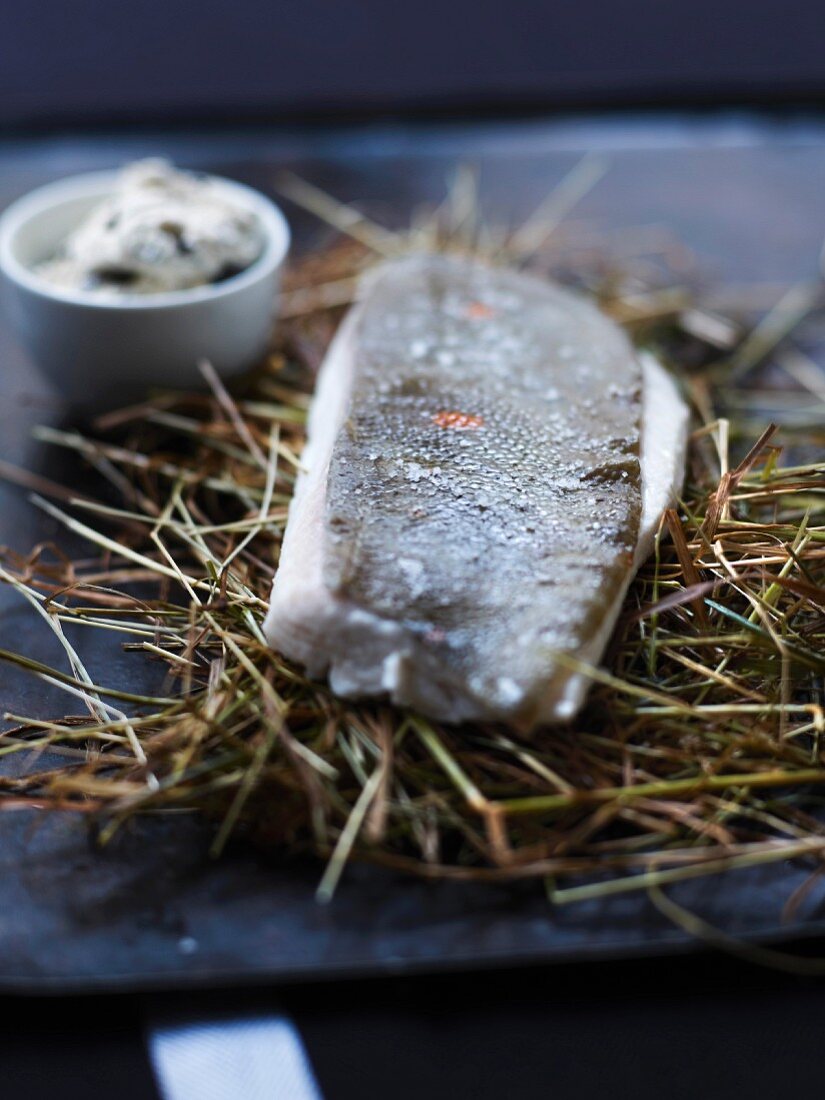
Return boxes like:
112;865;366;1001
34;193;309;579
0;169;290;409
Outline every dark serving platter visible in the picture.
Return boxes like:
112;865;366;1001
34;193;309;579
1;114;825;994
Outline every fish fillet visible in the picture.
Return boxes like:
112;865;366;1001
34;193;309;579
264;255;688;727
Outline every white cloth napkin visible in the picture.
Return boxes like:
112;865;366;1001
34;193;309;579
148;1012;324;1100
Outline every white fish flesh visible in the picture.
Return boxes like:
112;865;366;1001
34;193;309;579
264;255;688;727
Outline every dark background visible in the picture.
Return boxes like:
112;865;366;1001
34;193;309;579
9;955;825;1100
2;0;825;131
3;2;825;1099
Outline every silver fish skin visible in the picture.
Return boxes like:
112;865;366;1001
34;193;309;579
264;254;687;728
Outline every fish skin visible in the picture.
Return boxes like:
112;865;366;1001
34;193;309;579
265;254;687;727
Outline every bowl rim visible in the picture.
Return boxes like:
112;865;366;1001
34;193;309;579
0;168;290;311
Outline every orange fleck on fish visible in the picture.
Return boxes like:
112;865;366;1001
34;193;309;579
465;301;496;319
432;410;485;430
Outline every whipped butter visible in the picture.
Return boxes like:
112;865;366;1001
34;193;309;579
36;159;264;295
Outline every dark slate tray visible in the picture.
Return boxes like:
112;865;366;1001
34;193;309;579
4;809;825;995
2;116;825;994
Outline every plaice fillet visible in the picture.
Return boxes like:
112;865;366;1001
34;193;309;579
264;254;688;728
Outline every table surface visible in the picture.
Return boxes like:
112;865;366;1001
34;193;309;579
5;0;825;128
1;111;825;1097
